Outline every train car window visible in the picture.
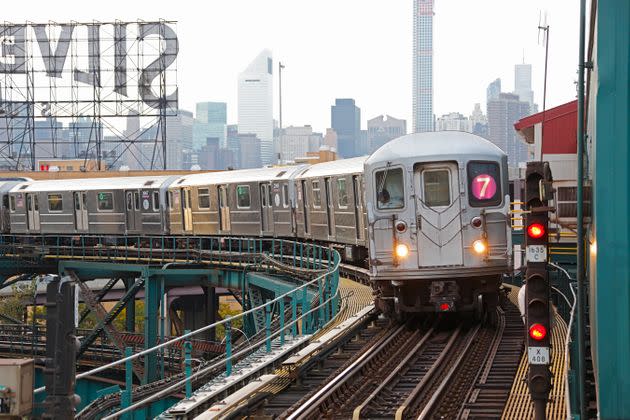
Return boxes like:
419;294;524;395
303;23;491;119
337;178;348;208
376;168;404;209
2;195;8;210
282;184;289;208
48;194;63;212
152;191;160;211
126;193;133;211
467;161;501;207
9;196;15;212
167;191;173;210
34;195;39;211
97;192;114;211
134;192;140;211
198;188;210;209
312;181;322;208
423;170;451;207
237;185;251;208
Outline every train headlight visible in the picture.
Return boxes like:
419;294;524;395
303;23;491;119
395;243;409;258
472;239;487;254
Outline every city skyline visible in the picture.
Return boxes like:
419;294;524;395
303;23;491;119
1;0;580;135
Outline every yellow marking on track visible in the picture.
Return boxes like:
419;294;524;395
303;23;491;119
502;286;567;419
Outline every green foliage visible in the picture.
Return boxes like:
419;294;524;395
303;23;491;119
215;302;243;340
78;299;145;333
0;280;36;323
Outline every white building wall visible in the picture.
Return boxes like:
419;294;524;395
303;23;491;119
238;49;274;165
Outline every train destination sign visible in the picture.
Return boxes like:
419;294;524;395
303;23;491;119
471;174;497;200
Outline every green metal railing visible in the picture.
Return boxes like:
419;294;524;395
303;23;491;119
11;235;341;418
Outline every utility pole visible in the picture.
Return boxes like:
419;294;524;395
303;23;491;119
277;61;285;164
279;61;285;131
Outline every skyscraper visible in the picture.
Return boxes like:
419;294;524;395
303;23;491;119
436;112;472;132
277;125;323;163
470;103;488;138
487;78;501;103
166;110;194;169
514;63;535;112
487;93;530;170
238;49;273;165
367;115;407;153
412;0;434;133
331;98;361;158
193;102;227;150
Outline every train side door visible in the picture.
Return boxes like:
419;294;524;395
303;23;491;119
324;177;335;237
180;188;193;233
125;190;136;232
259;183;273;234
352;175;365;240
301;180;309;235
1;194;9;232
218;185;231;232
74;191;88;232
26;193;40;232
414;162;463;267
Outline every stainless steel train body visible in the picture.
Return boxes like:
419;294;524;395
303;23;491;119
168;166;304;237
7;176;175;235
364;132;511;315
4;132;511;316
0;179;30;233
294;157;368;261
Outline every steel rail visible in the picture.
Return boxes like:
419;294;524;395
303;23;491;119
352;326;436;420
285;323;407;420
457;308;505;418
394;323;464;420
415;324;482;419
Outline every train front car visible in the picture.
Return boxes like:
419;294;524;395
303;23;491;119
364;131;511;319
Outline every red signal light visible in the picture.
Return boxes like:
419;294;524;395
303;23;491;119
439;303;450;311
529;323;547;341
527;223;545;239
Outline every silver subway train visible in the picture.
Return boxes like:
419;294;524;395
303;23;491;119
1;132;511;316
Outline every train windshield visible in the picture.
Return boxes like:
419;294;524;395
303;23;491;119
376;167;404;209
467;161;501;207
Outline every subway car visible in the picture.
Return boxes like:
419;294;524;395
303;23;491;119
5;132;511;317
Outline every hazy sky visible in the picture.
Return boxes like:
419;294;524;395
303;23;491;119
4;0;580;132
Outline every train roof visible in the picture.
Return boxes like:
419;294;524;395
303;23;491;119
0;180;27;193
297;156;367;178
9;176;172;193
365;131;506;166
174;165;306;187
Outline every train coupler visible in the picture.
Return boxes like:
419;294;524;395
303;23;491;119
429;280;460;312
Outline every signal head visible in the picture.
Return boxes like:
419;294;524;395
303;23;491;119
527;223;545;239
529;323;547;341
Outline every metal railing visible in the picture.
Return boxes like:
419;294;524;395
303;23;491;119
6;234;341;418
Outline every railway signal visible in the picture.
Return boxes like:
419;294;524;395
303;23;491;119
524;161;553;419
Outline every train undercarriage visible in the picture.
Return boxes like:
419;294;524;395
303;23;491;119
373;274;503;323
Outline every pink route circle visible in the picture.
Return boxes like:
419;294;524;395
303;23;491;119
471;174;497;200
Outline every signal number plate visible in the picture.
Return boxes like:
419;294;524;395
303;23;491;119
526;245;547;263
528;346;550;365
